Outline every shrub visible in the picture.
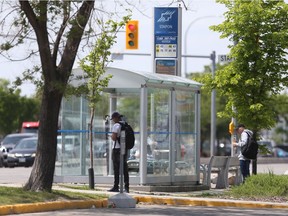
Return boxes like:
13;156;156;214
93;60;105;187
227;173;288;198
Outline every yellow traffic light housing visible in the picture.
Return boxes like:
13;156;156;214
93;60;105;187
126;20;138;49
229;121;234;135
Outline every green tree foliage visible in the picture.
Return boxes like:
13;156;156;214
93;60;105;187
0;1;95;192
0;79;40;136
0;0;136;192
0;88;21;135
203;0;288;136
18;96;40;128
77;17;130;106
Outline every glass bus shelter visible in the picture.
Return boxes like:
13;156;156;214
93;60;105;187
54;67;202;186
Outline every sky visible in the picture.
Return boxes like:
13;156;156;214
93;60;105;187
0;0;230;97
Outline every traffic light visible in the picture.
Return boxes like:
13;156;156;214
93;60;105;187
126;20;138;49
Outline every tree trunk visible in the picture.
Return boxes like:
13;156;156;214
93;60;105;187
89;107;95;169
24;89;63;192
88;107;95;189
19;0;95;192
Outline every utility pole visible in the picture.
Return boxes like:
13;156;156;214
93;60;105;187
210;51;216;156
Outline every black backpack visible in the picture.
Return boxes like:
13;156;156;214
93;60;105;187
241;131;258;160
118;122;135;150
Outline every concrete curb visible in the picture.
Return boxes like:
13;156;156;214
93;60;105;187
133;195;288;210
0;199;108;215
0;194;288;215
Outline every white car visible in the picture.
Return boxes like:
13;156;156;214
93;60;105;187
57;135;80;159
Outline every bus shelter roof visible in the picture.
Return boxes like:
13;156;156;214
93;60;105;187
71;67;202;91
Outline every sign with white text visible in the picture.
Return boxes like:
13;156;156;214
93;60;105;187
154;7;178;36
218;55;234;63
154;7;178;58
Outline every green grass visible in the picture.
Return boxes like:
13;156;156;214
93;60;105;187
56;183;102;191
226;173;288;199
189;173;288;202
0;186;108;206
1;173;288;205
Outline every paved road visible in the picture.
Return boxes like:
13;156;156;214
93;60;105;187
0;167;32;184
14;205;288;216
0;163;288;216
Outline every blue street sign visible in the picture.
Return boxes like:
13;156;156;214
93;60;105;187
154;7;178;36
154;7;179;59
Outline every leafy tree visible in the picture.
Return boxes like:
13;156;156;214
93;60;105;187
0;79;10;91
0;1;95;192
18;96;40;128
0;79;40;135
76;17;129;188
0;87;21;135
204;0;288;138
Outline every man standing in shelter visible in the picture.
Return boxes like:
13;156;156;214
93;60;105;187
108;111;129;193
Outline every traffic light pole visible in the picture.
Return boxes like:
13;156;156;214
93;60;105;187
211;51;216;157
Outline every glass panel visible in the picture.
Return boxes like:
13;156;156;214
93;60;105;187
115;92;141;176
56;133;81;175
56;96;87;176
91;93;110;176
174;90;196;176
56;91;142;177
56;94;111;176
147;88;170;176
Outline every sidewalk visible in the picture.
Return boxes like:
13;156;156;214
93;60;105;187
0;183;288;215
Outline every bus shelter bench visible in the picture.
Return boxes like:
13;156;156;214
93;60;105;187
200;156;229;189
227;156;242;186
201;156;242;189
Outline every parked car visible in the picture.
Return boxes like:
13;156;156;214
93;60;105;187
7;137;38;168
93;139;108;158
94;141;107;158
57;135;80;159
1;133;37;167
257;140;274;157
84;139;109;159
127;158;168;175
1;133;37;153
273;146;288;157
0;149;4;168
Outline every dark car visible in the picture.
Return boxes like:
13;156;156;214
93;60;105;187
85;139;108;158
273;146;288;157
258;140;274;157
7;137;38;168
127;158;169;175
1;133;37;167
1;133;37;152
0;150;4;168
94;140;108;158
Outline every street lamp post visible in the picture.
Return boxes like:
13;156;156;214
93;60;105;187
210;51;216;157
184;16;220;157
184;15;220;77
